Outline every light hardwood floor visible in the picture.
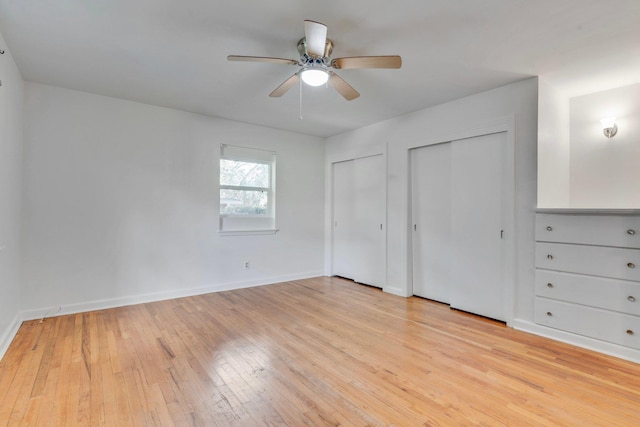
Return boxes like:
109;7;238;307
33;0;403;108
1;276;639;426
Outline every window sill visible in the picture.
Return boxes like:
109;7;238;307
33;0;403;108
218;229;279;237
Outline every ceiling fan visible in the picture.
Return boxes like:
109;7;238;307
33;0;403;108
228;20;402;101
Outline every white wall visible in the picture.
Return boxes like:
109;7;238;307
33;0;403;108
569;83;640;208
0;32;24;356
326;78;539;324
537;79;570;208
21;83;325;317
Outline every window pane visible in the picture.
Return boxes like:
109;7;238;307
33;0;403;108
220;159;269;188
220;189;268;215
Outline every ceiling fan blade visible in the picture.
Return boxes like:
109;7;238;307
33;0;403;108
304;20;327;57
328;72;360;101
269;74;300;97
227;55;299;66
331;55;402;69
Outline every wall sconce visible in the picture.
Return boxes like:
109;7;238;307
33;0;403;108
601;117;618;138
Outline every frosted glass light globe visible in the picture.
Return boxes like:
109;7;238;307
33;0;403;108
301;68;329;86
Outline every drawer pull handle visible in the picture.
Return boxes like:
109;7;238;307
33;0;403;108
628;262;635;269
627;330;635;336
547;283;553;288
628;229;636;235
546;312;552;317
629;296;636;302
547;254;553;260
546;226;553;231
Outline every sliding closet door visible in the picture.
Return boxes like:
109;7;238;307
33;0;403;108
411;143;452;303
332;154;386;287
411;132;508;321
450;132;506;321
352;154;386;287
332;160;355;279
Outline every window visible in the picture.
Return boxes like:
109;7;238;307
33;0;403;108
219;144;276;234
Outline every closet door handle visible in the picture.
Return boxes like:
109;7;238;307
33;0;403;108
628;262;635;269
628;296;636;302
546;226;553;231
627;329;635;336
547;283;554;288
547;254;554;260
628;229;636;235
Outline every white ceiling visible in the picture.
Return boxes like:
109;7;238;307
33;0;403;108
1;0;638;137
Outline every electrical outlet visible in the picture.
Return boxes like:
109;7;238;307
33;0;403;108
244;261;250;270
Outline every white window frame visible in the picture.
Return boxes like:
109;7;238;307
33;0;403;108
218;144;277;235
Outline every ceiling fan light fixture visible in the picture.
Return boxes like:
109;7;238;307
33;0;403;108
228;20;400;101
300;68;329;86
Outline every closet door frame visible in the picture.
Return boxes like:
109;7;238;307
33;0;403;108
407;116;516;325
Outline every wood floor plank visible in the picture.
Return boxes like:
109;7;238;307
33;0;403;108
2;276;640;426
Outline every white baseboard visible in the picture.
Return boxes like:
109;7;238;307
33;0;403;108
383;285;411;297
512;319;640;364
20;270;325;322
0;314;23;362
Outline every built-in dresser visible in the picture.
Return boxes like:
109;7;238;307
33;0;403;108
535;210;640;354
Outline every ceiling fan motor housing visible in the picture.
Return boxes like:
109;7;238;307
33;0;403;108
297;38;333;63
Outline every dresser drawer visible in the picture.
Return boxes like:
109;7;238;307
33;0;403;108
536;214;640;248
535;270;640;316
536;242;640;281
535;298;640;350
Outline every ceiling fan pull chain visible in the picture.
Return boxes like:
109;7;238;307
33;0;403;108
299;76;303;120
